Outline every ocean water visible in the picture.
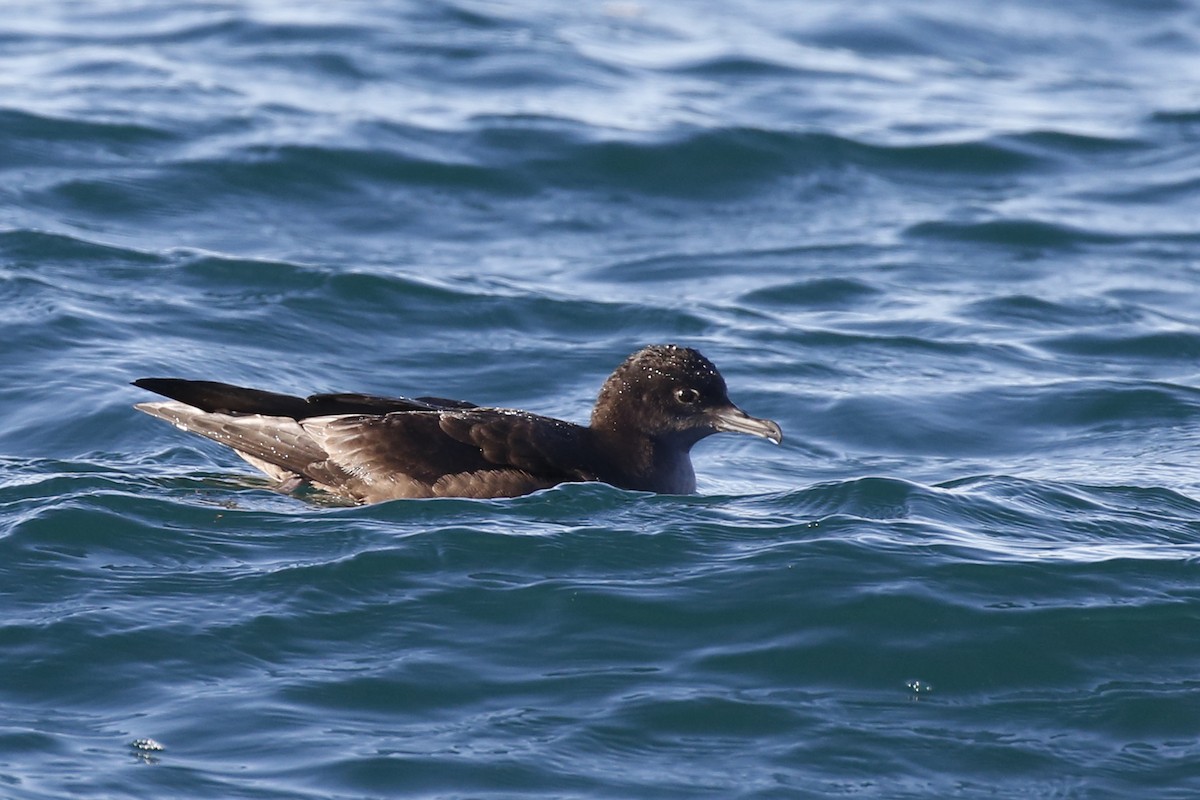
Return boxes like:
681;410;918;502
2;0;1200;797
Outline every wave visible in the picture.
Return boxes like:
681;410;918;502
14;118;1085;217
963;294;1145;329
0;229;162;265
906;219;1123;248
741;278;882;309
1037;331;1200;362
0;108;177;169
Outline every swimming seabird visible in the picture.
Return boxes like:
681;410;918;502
133;344;782;502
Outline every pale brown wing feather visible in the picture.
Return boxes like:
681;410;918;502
135;401;355;492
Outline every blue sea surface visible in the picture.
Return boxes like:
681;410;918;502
2;1;1200;797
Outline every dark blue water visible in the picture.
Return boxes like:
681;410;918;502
3;1;1200;797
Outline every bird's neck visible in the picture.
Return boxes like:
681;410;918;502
589;423;698;494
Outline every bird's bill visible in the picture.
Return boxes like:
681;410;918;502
710;406;783;444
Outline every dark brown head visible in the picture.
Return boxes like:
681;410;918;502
590;344;782;448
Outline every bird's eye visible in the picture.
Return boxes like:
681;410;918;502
674;387;700;405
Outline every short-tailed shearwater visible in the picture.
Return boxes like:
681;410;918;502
133;344;782;502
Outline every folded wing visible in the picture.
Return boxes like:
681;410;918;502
301;410;602;501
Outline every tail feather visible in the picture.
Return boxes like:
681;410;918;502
132;378;476;418
133;379;314;417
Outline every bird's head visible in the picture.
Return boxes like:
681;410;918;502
591;344;782;448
